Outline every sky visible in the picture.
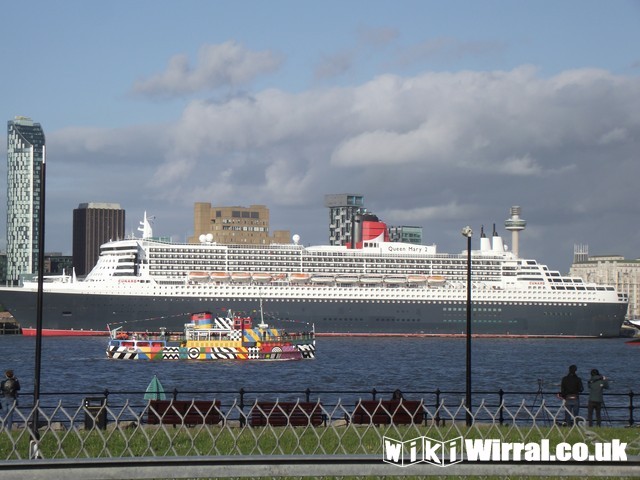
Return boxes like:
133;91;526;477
1;0;639;273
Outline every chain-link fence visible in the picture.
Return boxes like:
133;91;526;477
1;393;639;478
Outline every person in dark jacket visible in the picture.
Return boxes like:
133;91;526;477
1;369;20;431
587;369;609;427
560;364;583;425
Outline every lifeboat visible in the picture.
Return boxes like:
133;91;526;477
407;275;428;284
359;275;384;284
427;275;447;286
310;275;335;284
251;272;272;282
335;275;359;284
188;271;210;282
384;275;407;284
209;271;230;282
289;273;311;283
230;272;251;282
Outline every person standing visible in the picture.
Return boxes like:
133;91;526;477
587;369;609;427
0;369;20;431
560;364;583;426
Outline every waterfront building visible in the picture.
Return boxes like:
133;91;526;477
6;116;46;284
324;194;366;246
188;203;290;245
388;225;423;244
569;246;639;319
73;203;125;276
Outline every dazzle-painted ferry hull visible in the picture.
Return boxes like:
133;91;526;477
0;289;627;338
106;311;315;361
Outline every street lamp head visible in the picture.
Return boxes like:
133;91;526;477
461;226;473;238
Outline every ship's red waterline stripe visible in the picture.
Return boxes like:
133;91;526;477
21;328;109;337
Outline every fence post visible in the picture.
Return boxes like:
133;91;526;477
435;388;441;426
628;390;635;426
498;389;504;425
371;388;377;401
172;388;178;401
305;388;311;403
239;388;246;427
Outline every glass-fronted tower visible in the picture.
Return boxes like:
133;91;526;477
6;116;46;283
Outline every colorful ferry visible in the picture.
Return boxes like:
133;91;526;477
106;311;315;361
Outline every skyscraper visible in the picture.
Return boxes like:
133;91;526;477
73;203;125;276
6;116;46;283
324;194;365;246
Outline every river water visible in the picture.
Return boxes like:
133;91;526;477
0;335;637;398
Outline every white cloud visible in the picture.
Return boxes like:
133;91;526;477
132;41;283;97
501;154;542;176
597;127;628;145
44;65;640;270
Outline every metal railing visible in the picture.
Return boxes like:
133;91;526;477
1;390;639;478
12;386;638;428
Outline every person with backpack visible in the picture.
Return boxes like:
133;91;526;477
587;369;610;427
1;369;20;431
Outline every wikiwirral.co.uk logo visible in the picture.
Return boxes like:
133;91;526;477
383;436;627;467
383;436;463;467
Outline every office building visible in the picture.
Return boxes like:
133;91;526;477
324;194;365;246
73;203;125;276
388;225;423;244
6;116;46;283
189;203;290;245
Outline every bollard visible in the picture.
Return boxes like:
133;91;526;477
83;397;107;430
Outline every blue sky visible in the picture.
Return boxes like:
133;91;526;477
2;0;640;272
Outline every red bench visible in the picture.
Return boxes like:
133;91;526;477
147;400;223;426
351;400;424;425
249;401;325;427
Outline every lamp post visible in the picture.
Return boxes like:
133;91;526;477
461;226;473;426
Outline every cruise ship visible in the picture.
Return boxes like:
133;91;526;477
0;212;628;337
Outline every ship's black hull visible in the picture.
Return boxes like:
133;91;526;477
0;290;626;338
